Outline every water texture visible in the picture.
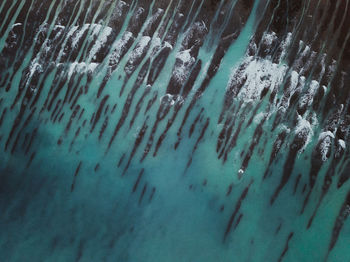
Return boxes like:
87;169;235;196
0;0;350;261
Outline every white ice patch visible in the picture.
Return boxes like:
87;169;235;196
54;25;65;30
253;112;267;124
71;24;90;48
113;1;127;18
318;131;335;141
299;80;319;108
56;25;79;62
260;31;277;56
124;36;151;75
295;114;314;152
176;49;192;63
67;25;79;38
230;57;287;101
88;26;112;60
27;61;43;80
326;59;337;79
293;43;310;70
278;32;292;63
278;124;291;133
317;54;327;80
318;131;334;161
262;31;277;46
67;62;98;78
109;31;134;66
290;70;300;91
149;37;162;55
338;139;346;149
160;94;183;106
172;49;195;83
322;85;327;93
237;169;244;179
300;45;311;58
128;36;151;62
300;50;317;75
278;70;300;112
143;8;164;32
12;23;22;28
182;21;207;47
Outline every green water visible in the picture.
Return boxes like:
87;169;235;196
0;0;350;261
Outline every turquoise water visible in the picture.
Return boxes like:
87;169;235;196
1;0;350;261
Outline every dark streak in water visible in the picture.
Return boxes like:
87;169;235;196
277;232;294;262
223;180;253;242
132;169;144;193
71;161;82;192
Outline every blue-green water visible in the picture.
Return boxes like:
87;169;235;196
1;0;350;261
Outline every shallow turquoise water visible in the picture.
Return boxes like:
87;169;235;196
0;0;350;261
